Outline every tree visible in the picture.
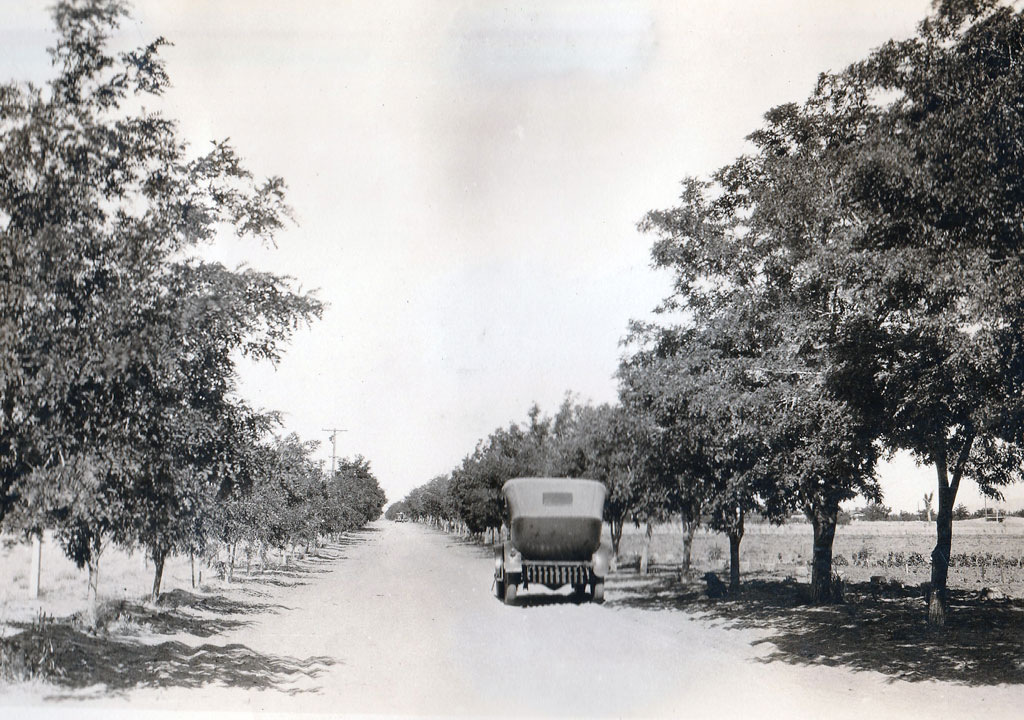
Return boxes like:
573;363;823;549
922;492;935;523
552;402;639;557
449;428;519;537
861;502;892;522
824;0;1024;625
620;320;777;590
329;456;386;530
619;337;716;575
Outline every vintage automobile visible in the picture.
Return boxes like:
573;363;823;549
494;477;610;604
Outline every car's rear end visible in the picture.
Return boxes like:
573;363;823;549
494;477;610;604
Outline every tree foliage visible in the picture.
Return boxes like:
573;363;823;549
398;398;642;545
625;0;1024;616
0;1;337;605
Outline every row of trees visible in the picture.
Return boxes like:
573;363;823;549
202;437;386;590
392;399;638;557
397;1;1024;627
631;0;1024;626
0;1;383;610
852;501;1021;522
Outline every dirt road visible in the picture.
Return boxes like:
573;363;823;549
7;520;1022;718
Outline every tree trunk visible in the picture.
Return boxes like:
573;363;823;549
810;507;838;604
86;550;101;626
728;531;742;592
727;509;744;592
929;436;971;627
87;560;100;604
610;516;623;557
639;521;653;575
151;547;166;603
190;551;196;589
228;542;236;583
681;517;698;575
929;476;955;627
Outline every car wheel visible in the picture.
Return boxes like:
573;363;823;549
504;582;518;605
592;581;605;604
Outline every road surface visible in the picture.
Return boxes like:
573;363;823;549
6;520;1021;718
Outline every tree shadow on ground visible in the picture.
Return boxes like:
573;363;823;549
606;569;1024;686
232;576;309;589
303;553;345;566
2;586;333;697
116;601;250;638
217;553;340;589
158;587;288;613
20;622;336;699
328;538;368;553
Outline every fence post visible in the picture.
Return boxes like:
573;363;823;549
29;533;42;599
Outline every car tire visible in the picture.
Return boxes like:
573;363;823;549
504;582;518;605
592;581;605;604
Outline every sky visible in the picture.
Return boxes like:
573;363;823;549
4;0;1022;513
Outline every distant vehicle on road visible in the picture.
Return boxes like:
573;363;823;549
494;477;610;605
395;512;408;522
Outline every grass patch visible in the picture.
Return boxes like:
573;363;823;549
0;611;62;682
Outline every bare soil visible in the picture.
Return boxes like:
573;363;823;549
2;521;1022;718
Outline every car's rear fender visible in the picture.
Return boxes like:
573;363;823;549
591;543;611;579
503;541;523;574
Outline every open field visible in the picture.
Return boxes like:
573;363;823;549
615;517;1024;597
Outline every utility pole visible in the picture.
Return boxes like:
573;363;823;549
322;427;347;478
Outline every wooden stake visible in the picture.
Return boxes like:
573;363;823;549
29;534;42;599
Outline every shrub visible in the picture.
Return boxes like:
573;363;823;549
0;612;60;682
851;548;872;566
830;572;845;603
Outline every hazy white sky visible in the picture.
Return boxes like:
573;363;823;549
5;0;1021;512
